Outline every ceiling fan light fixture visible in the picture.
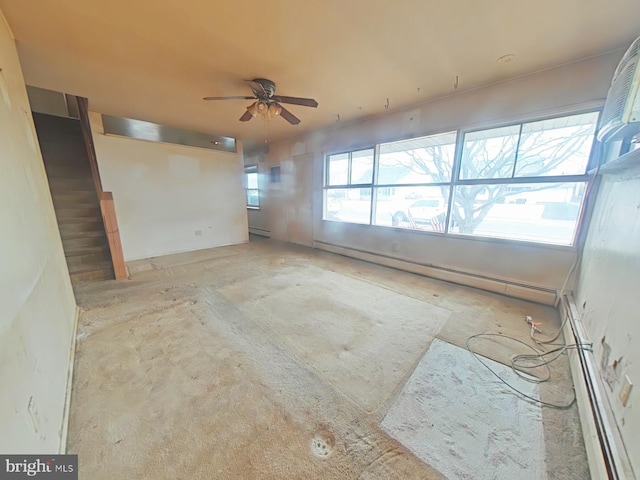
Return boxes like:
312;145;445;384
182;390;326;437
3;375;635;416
268;103;282;118
247;102;258;117
255;100;268;116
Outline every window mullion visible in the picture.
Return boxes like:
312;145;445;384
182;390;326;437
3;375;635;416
370;144;380;225
510;123;524;178
444;130;464;233
325;156;329;186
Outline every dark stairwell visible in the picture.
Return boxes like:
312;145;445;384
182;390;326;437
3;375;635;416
33;112;115;284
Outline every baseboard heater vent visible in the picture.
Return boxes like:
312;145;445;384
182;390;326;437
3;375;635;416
249;227;271;237
313;240;557;305
561;294;635;480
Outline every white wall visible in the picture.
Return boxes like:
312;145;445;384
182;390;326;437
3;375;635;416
258;50;624;301
90;113;248;261
575;167;640;475
0;9;77;453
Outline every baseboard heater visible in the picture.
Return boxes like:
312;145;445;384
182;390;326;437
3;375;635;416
560;294;635;480
248;227;271;237
313;240;557;305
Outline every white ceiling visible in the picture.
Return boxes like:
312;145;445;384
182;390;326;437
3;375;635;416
1;0;639;148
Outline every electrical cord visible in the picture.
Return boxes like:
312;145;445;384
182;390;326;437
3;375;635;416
466;333;591;409
530;315;569;346
465;142;603;409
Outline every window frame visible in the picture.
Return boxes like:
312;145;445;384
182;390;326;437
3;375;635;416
324;147;376;223
322;107;602;248
244;165;260;209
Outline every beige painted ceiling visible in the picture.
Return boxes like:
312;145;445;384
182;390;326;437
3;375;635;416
1;0;640;147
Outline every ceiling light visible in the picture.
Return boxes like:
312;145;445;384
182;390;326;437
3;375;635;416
268;103;282;118
497;54;515;64
255;101;268;116
247;102;258;117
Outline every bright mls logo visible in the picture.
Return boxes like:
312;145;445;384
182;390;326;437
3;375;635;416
0;455;77;479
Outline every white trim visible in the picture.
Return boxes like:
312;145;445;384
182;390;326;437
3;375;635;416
314;240;557;305
560;294;636;479
59;305;80;454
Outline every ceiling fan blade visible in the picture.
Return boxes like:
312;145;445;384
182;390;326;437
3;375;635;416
239;110;254;122
245;80;268;96
273;96;318;108
203;96;255;101
278;105;301;125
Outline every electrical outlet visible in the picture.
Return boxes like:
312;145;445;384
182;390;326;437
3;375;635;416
619;375;633;407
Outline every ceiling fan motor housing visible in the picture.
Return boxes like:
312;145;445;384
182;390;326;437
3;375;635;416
252;78;276;98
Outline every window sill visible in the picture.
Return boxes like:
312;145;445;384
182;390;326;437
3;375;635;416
247;206;261;210
320;218;578;252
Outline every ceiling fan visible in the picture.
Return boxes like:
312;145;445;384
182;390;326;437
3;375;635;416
203;78;318;125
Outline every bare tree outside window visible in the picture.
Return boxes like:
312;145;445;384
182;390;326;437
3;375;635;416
391;114;596;234
323;111;599;245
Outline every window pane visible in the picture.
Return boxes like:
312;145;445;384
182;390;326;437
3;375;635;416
460;125;520;179
350;149;374;184
374;186;449;232
327;153;349;186
324;188;372;224
514;112;598;177
378;132;456;185
448;182;586;245
247;189;259;207
246;172;258;189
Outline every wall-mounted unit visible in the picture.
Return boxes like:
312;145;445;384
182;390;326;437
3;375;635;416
597;35;640;142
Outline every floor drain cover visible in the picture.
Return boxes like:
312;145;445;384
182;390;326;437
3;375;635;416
310;430;335;458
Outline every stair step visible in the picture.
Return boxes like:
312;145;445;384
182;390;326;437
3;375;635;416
52;191;99;203
52;198;100;211
55;206;101;219
44;166;93;179
62;233;108;250
48;177;95;186
41;148;88;160
65;245;110;256
49;186;96;197
69;261;115;284
57;214;103;224
58;221;105;236
60;229;107;240
66;246;111;269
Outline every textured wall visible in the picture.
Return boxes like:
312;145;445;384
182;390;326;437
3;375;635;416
0;8;77;453
90;113;248;261
576;168;640;475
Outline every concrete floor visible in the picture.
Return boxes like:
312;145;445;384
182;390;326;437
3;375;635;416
68;239;589;479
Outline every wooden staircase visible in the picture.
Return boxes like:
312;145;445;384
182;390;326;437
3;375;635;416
34;112;115;284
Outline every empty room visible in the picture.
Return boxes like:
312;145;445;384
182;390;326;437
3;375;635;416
1;1;639;479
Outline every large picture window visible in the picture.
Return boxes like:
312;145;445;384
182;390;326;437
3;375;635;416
323;111;599;246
